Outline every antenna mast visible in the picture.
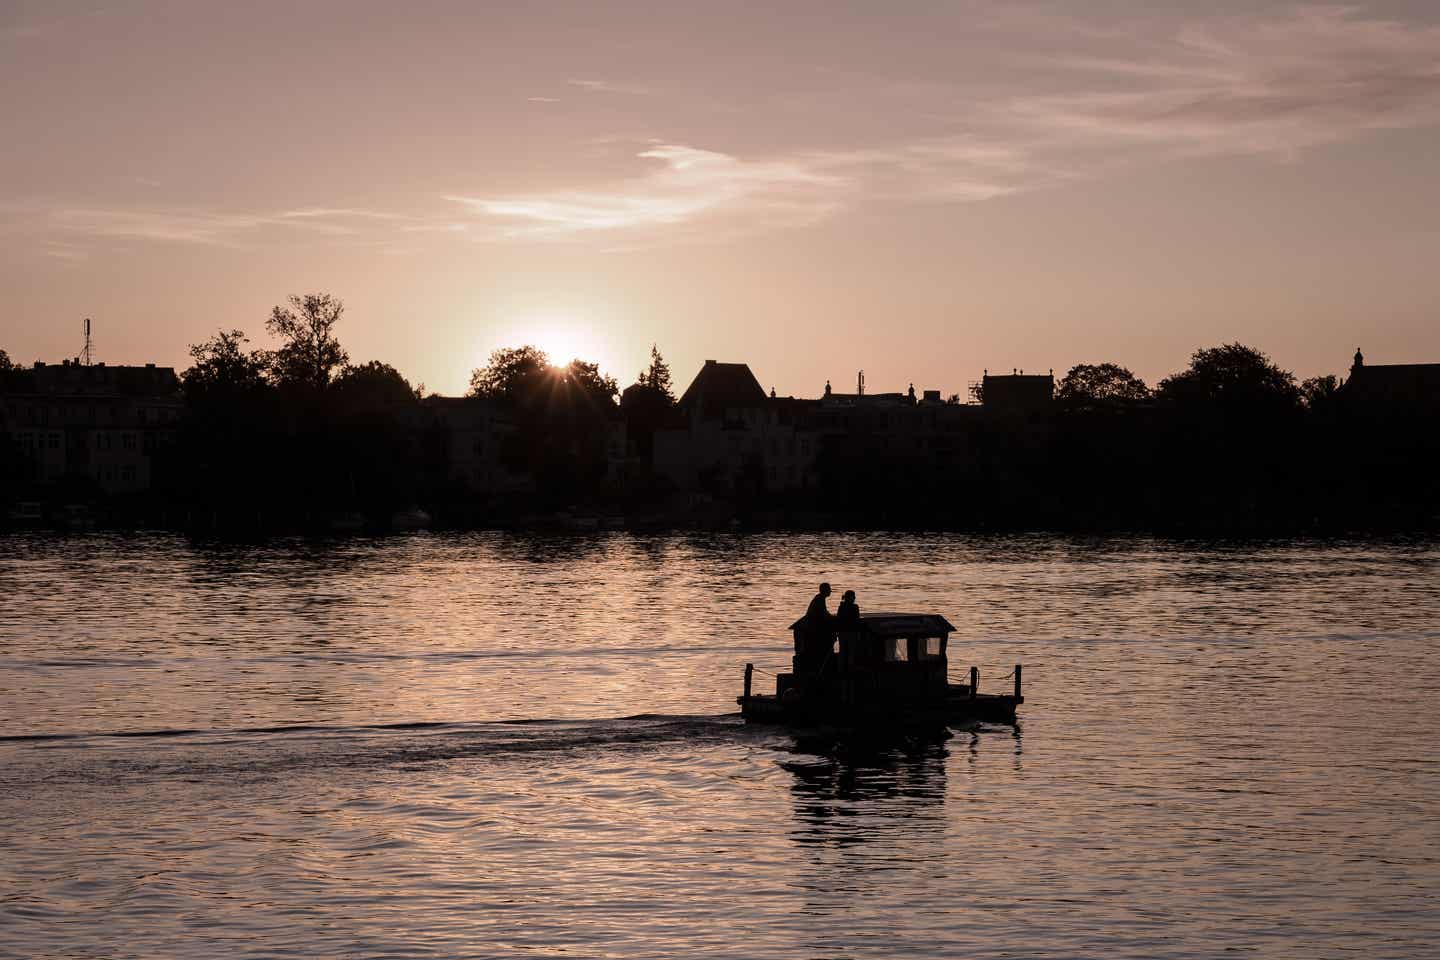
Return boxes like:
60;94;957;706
81;318;94;366
857;370;865;396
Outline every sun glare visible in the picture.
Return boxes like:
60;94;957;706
490;311;626;380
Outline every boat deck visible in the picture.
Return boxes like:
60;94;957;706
740;683;1022;728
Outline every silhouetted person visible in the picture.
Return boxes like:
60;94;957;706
836;589;860;628
795;582;834;677
805;582;833;627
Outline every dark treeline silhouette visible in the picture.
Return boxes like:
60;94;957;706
2;298;1438;534
806;345;1438;534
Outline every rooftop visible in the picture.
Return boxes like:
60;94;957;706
789;612;958;636
678;360;767;413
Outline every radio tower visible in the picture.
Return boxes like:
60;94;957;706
81;318;94;366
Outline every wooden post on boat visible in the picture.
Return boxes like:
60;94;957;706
743;662;754;701
1014;664;1022;701
969;666;978;699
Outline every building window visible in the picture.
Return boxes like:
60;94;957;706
48;433;60;449
122;465;136;484
123;433;136;450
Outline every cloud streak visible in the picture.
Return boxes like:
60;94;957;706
454;6;1440;241
49;206;431;246
1001;5;1440;159
567;78;650;96
451;144;847;239
25;5;1440;251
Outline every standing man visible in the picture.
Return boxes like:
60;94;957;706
795;582;835;676
805;582;833;627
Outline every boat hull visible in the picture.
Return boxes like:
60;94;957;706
739;686;1021;728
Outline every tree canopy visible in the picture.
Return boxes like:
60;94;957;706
332;361;418;410
266;293;349;392
0;348;13;373
181;329;270;402
1056;363;1150;406
468;345;552;402
1300;374;1340;410
467;346;617;411
1156;343;1301;409
621;344;676;415
635;344;674;400
554;358;619;407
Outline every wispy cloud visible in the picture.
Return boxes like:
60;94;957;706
40;240;86;261
453;6;1440;242
23;5;1440;253
51;206;430;246
567;77;650;96
1001;5;1440;159
450;144;846;239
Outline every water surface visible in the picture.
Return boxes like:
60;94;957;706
2;533;1438;958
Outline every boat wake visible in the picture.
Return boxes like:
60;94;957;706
0;713;760;790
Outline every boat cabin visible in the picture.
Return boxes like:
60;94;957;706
784;612;956;707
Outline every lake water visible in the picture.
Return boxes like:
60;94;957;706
2;532;1438;959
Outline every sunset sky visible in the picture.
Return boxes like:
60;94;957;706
4;0;1440;396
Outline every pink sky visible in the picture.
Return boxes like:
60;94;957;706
4;0;1440;396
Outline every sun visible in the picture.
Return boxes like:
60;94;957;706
497;311;624;378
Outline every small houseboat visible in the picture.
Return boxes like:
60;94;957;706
739;612;1022;728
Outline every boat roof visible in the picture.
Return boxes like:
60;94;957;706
789;612;957;636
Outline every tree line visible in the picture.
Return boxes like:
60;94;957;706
2;293;1436;533
165;294;679;522
818;343;1435;532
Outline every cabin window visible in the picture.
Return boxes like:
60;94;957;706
886;638;908;662
922;637;943;659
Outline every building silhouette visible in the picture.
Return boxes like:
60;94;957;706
655;360;819;493
1;360;181;493
1344;348;1440;412
980;370;1055;412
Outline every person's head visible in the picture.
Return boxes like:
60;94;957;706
842;590;855;603
819;582;831;596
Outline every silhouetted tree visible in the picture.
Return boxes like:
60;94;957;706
468;345;551;401
181;329;270;404
1301;374;1340;409
1157;343;1301;409
1056;363;1150;406
555;359;619;409
332;360;418;411
621;346;677;461
466;345;618;501
0;348;21;393
266;293;349;392
635;343;674;399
